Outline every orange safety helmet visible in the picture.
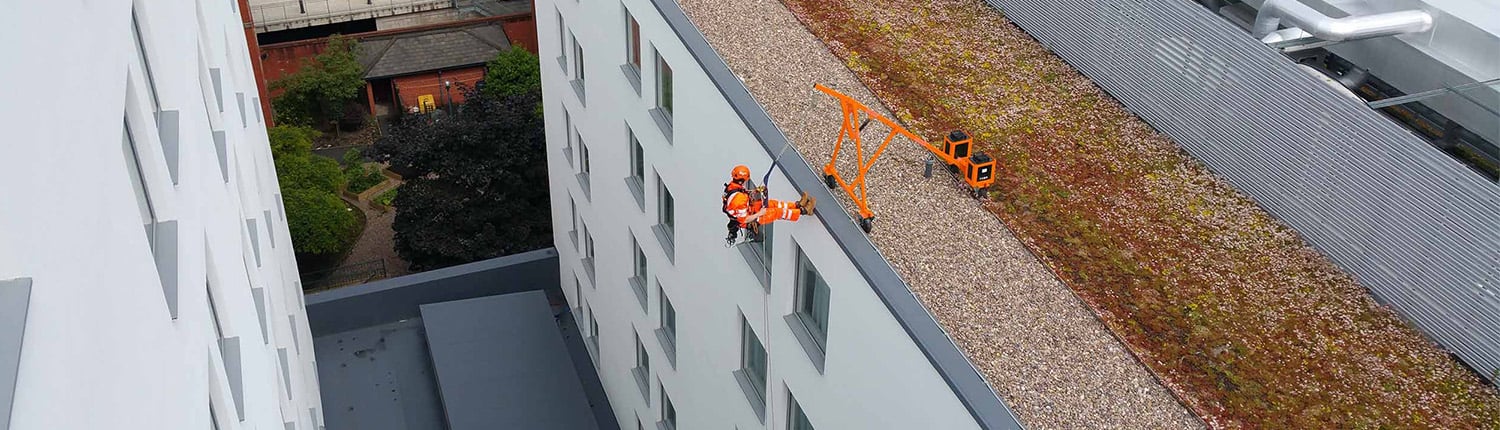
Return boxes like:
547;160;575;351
731;165;751;182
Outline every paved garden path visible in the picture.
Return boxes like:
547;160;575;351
340;188;411;278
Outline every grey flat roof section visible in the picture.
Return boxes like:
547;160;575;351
419;291;600;430
1;278;31;430
646;1;1024;428
314;318;446;430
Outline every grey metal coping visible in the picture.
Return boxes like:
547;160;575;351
305;247;560;335
646;1;1025;428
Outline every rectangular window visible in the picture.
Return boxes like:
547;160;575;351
636;331;650;375
655;285;677;367
661;389;676;429
634;240;647;280
579;220;595;285
574;37;585;81
583;300;599;359
659;179;674;233
625;127;647;210
741;319;768;401
580;139;591;176
633;330;651;400
789;392;814;430
557;11;568;70
630;130;645;181
629;237;649;310
796;250;831;348
584;226;595;261
656;52;673;117
626;12;641;70
661;293;676;340
577;136;592;198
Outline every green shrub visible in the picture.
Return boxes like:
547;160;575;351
375;187;398;207
481;48;542;100
280;187;358;255
270;124;357;256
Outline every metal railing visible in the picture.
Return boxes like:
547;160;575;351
302;258;388;291
251;0;454;31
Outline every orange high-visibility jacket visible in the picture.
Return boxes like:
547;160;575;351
722;183;763;227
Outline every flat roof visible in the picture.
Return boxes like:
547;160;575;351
420;291;601;430
660;0;1198;428
307;249;619;430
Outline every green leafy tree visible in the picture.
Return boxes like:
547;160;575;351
270;125;345;193
268;125;357;256
480;48;542;100
281;188;358;255
372;86;550;271
271;35;365;127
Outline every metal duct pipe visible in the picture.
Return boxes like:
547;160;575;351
1252;0;1432;42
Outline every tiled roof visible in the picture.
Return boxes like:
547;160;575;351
360;23;510;79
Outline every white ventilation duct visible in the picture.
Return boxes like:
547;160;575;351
1252;0;1433;42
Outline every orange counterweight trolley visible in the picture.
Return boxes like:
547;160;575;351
813;83;996;232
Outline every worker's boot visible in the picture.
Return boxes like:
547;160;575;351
746;219;764;242
797;192;817;216
725;220;741;245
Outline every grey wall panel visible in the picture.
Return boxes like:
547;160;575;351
985;0;1500;380
0;278;32;430
155;220;179;319
221;336;244;421
157;110;180;185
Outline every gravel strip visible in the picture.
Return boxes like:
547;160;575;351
677;0;1202;428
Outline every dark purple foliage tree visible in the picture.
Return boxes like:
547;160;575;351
372;86;550;271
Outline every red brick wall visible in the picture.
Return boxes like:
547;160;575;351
392;67;487;110
503;18;538;55
260;39;333;92
257;13;536;101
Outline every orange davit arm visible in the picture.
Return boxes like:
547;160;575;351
813;84;957;226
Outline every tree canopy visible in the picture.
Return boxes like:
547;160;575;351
481;48;542;100
269;125;358;255
373;49;548;270
271;35;365;127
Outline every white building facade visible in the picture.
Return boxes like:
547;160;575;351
0;1;323;429
542;0;1023;429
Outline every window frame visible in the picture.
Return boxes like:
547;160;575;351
654;281;677;368
661;388;676;429
658;177;674;233
788;390;814;430
660;292;676;341
734;317;768;422
655;51;673;118
630;130;645;182
795;249;831;346
626;10;641;71
556;10;568;71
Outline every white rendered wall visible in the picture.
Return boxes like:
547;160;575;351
0;1;323;429
542;0;983;429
